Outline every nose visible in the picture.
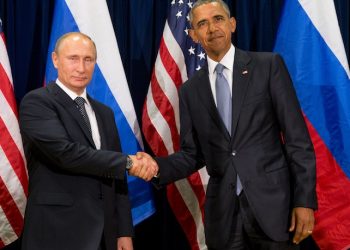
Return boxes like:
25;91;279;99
207;21;218;33
76;59;86;72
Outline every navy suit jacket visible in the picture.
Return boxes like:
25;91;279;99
156;49;317;249
19;83;133;250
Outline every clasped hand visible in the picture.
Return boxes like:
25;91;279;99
128;152;158;181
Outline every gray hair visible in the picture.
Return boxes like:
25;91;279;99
54;32;97;58
189;0;231;24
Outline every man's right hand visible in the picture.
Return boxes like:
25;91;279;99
128;152;158;181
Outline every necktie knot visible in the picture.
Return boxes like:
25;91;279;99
75;96;86;107
215;63;225;75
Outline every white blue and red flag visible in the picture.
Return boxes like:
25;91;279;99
274;0;350;249
45;0;155;225
142;1;209;249
0;19;28;248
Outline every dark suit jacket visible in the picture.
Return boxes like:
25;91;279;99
19;83;133;250
156;49;317;249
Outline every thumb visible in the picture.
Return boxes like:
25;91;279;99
136;152;144;160
289;209;296;232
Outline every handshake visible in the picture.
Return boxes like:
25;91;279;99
127;152;159;181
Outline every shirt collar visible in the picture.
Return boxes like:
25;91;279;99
207;44;235;74
56;79;88;103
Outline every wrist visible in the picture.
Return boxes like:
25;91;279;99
126;156;133;172
153;169;160;178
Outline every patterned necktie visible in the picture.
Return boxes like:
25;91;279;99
215;63;242;195
74;97;92;134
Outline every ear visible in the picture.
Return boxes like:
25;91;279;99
52;52;59;69
229;17;236;33
189;29;199;44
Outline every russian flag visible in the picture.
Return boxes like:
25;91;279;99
45;0;155;225
274;0;350;249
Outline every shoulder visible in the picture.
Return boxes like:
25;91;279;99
20;85;51;106
180;67;207;93
242;49;283;63
236;48;287;73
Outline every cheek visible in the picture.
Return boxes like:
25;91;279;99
60;67;74;79
87;65;95;74
194;30;206;41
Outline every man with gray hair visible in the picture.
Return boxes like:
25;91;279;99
134;0;317;249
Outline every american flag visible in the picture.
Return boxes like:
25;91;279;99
0;19;28;247
142;1;209;249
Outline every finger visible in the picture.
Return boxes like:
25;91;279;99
293;220;304;244
144;170;154;181
293;214;313;244
137;163;147;179
307;211;315;234
289;209;296;232
141;158;154;180
144;172;154;181
149;159;159;176
144;161;157;181
153;165;159;177
303;211;314;240
143;161;156;181
300;224;311;243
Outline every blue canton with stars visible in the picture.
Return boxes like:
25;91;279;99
168;0;207;78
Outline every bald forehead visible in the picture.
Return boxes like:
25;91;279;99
54;33;97;57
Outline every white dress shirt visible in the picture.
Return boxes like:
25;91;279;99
207;44;235;105
56;79;101;149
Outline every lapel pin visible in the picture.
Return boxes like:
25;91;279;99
242;70;248;75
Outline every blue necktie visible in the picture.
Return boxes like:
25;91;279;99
74;97;92;134
215;63;242;195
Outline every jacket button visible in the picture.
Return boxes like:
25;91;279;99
232;150;237;156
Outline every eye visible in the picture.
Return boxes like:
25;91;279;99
68;56;79;62
214;16;224;22
197;20;208;29
84;57;95;65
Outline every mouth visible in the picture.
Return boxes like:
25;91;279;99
72;76;88;81
207;35;224;42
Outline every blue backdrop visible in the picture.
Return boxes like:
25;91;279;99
0;0;349;249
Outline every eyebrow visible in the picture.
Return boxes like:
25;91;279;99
196;19;207;25
213;14;225;19
196;14;226;25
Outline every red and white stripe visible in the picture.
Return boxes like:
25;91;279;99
142;21;209;250
0;28;28;247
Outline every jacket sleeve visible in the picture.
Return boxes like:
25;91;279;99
269;54;317;209
19;90;127;180
156;83;205;185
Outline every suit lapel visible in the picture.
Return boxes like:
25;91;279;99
196;66;231;140
48;83;96;148
231;49;253;138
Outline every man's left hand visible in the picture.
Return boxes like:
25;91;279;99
289;207;315;244
117;237;133;250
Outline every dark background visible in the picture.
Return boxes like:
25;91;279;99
1;0;349;249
